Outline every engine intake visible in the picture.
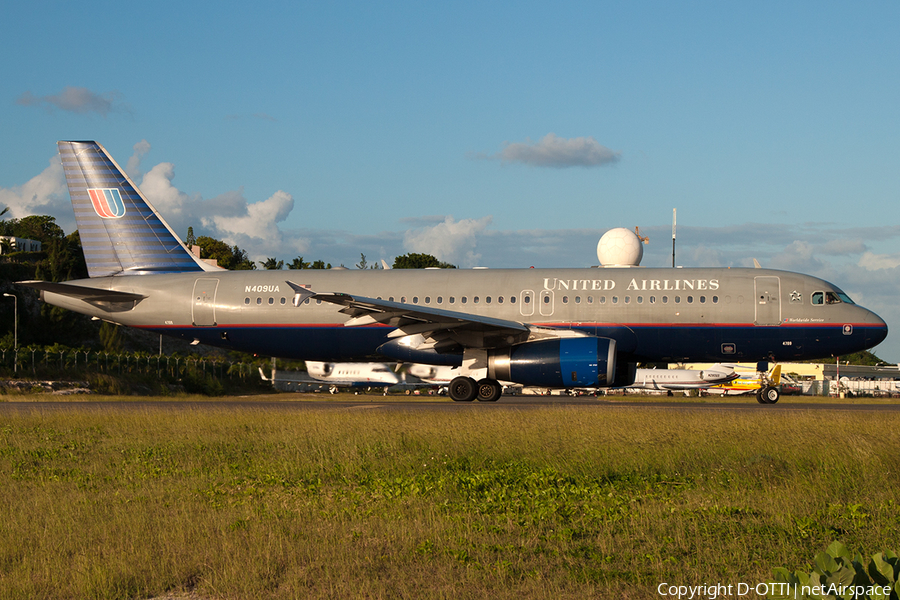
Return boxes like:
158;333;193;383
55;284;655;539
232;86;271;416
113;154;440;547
487;337;618;388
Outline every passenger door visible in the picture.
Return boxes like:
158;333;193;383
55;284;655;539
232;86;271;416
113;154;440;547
754;276;781;326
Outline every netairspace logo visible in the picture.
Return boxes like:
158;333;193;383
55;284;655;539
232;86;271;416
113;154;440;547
657;581;894;599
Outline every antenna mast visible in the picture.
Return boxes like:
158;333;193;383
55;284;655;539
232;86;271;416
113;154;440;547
672;208;676;268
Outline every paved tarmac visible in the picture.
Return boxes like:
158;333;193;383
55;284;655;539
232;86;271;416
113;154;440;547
2;394;899;414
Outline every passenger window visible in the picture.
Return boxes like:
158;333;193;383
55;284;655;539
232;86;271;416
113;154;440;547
413;296;419;304
524;296;530;304
256;297;262;305
268;297;274;305
562;296;569;304
244;297;250;305
280;298;286;305
510;296;516;304
425;296;431;304
437;296;443;304
498;296;503;304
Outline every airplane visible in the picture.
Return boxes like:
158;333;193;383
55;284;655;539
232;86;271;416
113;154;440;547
305;361;400;392
20;141;888;403
257;361;399;393
626;363;739;393
706;363;783;403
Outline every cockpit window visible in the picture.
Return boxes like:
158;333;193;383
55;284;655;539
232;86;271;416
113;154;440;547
835;291;854;304
812;290;855;306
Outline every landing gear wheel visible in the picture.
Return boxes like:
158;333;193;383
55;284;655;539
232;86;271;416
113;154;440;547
760;386;780;404
476;379;502;402
449;376;477;402
756;388;766;404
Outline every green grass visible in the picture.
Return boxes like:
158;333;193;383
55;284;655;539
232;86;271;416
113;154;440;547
1;403;898;599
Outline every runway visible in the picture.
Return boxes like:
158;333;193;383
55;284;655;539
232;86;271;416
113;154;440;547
2;394;899;414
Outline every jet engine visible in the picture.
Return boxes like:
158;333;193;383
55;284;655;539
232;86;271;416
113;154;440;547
487;337;630;388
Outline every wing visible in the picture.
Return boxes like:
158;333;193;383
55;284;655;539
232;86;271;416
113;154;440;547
285;280;586;353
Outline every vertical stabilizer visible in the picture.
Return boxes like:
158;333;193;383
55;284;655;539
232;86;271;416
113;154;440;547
58;141;214;277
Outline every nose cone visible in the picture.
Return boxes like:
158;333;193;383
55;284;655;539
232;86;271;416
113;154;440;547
863;308;889;348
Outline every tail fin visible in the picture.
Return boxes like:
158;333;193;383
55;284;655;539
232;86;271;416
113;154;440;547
58;141;215;277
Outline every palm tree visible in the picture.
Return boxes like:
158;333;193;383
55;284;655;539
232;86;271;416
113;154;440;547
259;257;284;270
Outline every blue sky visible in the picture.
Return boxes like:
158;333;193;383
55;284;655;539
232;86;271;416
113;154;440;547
2;1;899;360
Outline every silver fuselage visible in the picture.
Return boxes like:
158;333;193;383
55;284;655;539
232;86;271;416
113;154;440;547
40;266;887;364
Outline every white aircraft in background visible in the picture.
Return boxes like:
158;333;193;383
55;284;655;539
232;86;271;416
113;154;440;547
627;364;739;392
306;361;400;392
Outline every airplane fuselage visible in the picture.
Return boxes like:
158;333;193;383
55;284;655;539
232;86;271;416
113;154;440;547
41;266;886;365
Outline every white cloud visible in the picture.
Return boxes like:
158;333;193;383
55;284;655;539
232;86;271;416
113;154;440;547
0;156;69;226
125;140;151;180
859;251;900;271
478;133;621;168
403;216;493;267
16;86;127;116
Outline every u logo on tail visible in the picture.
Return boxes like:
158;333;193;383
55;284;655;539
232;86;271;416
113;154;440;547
58;141;216;277
87;188;126;219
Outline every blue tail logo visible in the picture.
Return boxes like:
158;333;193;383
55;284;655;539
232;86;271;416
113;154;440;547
87;188;126;219
59;141;212;277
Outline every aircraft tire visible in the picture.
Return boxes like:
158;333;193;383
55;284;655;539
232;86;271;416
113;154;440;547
476;379;502;402
755;389;767;404
449;376;477;402
761;386;780;404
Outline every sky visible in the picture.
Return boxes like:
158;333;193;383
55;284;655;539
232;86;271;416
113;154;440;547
1;1;899;360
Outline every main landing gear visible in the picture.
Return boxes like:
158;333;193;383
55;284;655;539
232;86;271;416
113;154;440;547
756;386;780;404
449;376;502;402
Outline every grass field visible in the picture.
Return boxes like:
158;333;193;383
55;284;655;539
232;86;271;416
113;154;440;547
1;396;898;599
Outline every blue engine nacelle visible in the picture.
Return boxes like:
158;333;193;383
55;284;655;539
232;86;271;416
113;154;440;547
487;337;623;388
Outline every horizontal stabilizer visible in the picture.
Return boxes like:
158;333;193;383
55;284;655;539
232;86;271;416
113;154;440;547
18;280;145;312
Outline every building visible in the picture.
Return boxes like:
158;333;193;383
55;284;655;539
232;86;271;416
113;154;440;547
0;236;41;253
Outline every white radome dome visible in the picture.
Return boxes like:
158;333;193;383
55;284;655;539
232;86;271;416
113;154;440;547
597;228;643;266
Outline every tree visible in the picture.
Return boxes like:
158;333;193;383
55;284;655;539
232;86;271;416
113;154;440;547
186;227;196;249
310;260;331;269
288;257;309;269
10;215;65;244
392;253;456;269
192;236;255;270
260;257;284;270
